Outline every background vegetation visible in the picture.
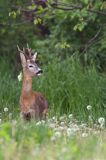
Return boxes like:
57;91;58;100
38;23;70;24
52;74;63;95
0;0;106;119
0;0;106;159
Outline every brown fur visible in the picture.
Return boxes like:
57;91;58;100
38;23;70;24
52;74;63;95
18;46;48;120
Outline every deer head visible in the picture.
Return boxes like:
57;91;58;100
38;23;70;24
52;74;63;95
17;45;43;77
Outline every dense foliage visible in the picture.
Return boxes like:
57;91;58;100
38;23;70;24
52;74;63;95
0;0;106;71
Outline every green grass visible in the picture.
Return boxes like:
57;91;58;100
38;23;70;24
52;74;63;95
0;116;106;160
0;55;106;120
0;55;106;159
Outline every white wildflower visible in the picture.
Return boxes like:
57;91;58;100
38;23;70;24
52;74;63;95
80;123;87;128
36;121;42;126
47;119;52;124
69;124;80;132
59;116;65;121
41;120;45;125
4;107;8;112
98;117;105;127
49;123;55;129
58;126;64;131
60;121;65;126
72;125;80;132
68;121;73;126
87;105;92;110
18;72;22;82
52;116;56;121
82;133;88;137
54;131;61;138
66;128;73;137
68;114;73;119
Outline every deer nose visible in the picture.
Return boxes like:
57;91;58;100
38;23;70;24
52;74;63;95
36;69;43;75
38;69;43;74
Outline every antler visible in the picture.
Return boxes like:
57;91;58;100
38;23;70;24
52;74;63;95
32;52;37;61
27;43;32;57
17;44;37;61
17;45;25;54
27;43;37;61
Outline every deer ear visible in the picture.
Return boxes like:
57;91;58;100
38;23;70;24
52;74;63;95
32;52;37;61
20;52;26;68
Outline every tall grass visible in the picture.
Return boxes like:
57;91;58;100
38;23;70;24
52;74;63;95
0;55;106;121
0;115;106;160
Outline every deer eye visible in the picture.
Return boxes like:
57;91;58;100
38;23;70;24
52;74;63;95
29;65;33;68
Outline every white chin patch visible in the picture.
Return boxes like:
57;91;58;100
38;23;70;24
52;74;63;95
38;73;41;76
37;73;42;76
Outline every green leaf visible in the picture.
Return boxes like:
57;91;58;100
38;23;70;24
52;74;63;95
9;11;17;19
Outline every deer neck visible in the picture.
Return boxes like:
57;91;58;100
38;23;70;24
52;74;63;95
21;73;33;96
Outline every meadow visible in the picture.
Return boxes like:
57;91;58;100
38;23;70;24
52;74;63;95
0;55;106;160
0;0;106;158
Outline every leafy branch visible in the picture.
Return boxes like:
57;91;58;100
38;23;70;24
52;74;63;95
50;1;106;16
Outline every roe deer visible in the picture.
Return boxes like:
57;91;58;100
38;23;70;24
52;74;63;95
17;45;48;120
